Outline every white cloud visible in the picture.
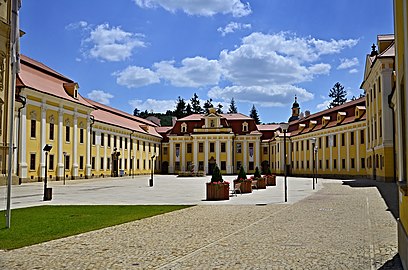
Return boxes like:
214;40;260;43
113;66;160;88
79;23;145;62
66;21;89;30
208;85;314;107
349;68;359;74
133;0;251;17
217;21;251;36
154;57;222;87
87;90;114;105
129;98;176;113
316;99;331;110
337;57;359;70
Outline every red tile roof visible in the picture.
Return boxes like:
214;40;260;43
18;55;94;108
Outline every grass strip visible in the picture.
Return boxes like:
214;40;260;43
0;205;191;250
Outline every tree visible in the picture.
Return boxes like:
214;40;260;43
210;164;223;183
216;103;223;114
228;98;238;113
203;98;214;113
133;108;140;116
185;103;193;116
328;82;347;108
174;96;187;118
249;105;261;124
190;93;202;114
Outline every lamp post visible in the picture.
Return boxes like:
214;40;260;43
280;123;289;202
43;144;52;201
63;152;67;185
149;153;156;187
309;138;316;190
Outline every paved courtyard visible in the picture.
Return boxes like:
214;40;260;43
0;175;402;269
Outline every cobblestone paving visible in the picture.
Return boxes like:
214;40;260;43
0;180;402;269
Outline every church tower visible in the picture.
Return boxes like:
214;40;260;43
288;96;300;122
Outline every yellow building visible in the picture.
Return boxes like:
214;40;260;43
361;35;395;182
157;108;262;175
268;97;367;179
392;0;408;268
15;55;161;183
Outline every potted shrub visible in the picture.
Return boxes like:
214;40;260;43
254;166;266;189
264;167;276;186
233;166;252;193
206;164;230;200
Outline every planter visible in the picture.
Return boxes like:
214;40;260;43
206;183;230;200
233;180;252;193
265;175;276;186
256;178;266;189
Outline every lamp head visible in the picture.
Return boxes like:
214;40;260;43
43;144;52;152
280;122;289;132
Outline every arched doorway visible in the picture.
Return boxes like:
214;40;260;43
261;160;269;174
208;156;216;175
162;161;169;174
111;149;120;177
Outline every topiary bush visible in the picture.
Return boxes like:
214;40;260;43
210;164;223;183
254;166;262;179
237;166;247;181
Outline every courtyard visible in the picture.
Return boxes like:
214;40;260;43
0;175;403;269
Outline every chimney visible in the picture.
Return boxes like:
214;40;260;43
305;110;310;117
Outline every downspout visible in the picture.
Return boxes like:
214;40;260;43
16;94;26;184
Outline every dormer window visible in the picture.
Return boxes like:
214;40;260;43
322;116;330;127
181;122;187;133
355;106;366;119
242;122;248;132
63;82;79;99
210;120;215;127
337;112;346;124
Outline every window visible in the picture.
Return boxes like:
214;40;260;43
101;133;105;146
296;161;299;169
125;158;127;170
301;161;304;169
307;141;309;151
107;134;111;147
114;136;117;148
221;143;226;153
137;159;140;169
49;123;54;140
379;117;382;138
30;119;36;138
263;147;268;155
91;157;95;170
143;142;145;151
125;138;128;149
333;135;336;147
120;137;122;148
236;161;242;171
277;144;280;152
361;130;365;144
65;125;70;142
80;129;84;144
107;158;111;170
199;161;204;171
100;157;104;170
136;140;139;150
333;159;337;169
49;154;54;170
119;159;122;170
351;158;355;169
130;139;133;150
187;143;192;153
350;131;354;145
236;143;241;153
326;136;329;148
342;159;346;169
163;147;168;155
318;137;322;148
319;160;322;169
79;156;84;170
361;158;365;169
249;162;254;170
175;162;180;171
301;141;303;151
143;160;146;170
210;143;215;152
242;122;248;132
30;153;36;170
341;133;345;146
65;155;70;170
306;160;309;169
326;159;329;169
221;161;226;170
92;131;96;145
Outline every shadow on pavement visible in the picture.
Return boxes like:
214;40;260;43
378;253;403;270
342;178;399;220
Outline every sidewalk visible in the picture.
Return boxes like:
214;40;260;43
0;176;402;269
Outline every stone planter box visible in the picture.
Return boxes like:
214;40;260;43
256;178;266;189
206;183;230;200
265;175;276;186
233;180;252;193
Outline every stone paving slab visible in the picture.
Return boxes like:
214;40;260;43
0;179;402;269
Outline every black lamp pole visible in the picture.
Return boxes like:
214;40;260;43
43;144;52;201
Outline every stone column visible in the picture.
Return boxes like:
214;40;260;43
72;112;78;179
19;105;27;180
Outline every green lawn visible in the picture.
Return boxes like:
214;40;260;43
0;205;191;250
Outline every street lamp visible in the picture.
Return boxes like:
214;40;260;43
43;144;52;201
150;153;156;187
63;152;67;185
280;123;289;202
309;138;316;190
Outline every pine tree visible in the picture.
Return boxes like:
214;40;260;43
133;108;140;116
210;164;223;183
328;82;347;108
185;103;193;116
237;166;247;180
190;93;202;114
254;166;261;179
203;98;214;113
216;103;223;114
174;96;186;118
249;105;261;124
228;98;238;113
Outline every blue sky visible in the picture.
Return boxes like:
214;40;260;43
20;0;394;124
